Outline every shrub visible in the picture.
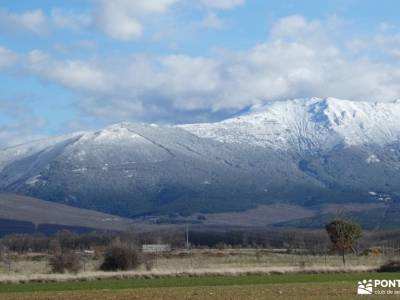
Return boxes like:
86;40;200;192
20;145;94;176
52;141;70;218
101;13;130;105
378;261;400;272
143;255;155;271
49;251;82;273
100;245;141;271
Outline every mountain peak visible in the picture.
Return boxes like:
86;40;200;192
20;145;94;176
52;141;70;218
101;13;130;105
181;97;400;152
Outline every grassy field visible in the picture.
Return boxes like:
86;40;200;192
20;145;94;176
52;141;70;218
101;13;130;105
0;272;398;299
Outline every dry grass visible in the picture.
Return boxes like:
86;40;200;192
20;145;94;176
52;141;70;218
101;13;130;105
0;249;389;283
152;249;388;271
0;265;377;284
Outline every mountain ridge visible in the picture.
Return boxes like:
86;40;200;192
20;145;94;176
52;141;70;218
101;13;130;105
3;97;400;156
181;97;400;152
1;97;400;226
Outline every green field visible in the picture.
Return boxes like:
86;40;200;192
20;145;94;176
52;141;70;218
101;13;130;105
0;272;399;299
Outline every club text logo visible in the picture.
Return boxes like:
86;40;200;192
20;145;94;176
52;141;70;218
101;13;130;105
357;279;400;295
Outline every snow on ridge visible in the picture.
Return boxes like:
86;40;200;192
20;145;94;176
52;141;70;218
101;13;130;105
1;97;400;168
180;97;400;151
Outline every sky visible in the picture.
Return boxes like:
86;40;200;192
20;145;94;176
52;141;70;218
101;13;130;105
1;0;400;147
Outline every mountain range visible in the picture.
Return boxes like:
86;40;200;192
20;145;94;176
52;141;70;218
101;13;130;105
1;97;400;229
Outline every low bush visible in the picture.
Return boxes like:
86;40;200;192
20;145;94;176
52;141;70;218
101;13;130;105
100;245;142;271
377;261;400;272
49;251;82;273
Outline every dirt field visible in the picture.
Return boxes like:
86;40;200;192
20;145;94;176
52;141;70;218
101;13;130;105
0;282;387;300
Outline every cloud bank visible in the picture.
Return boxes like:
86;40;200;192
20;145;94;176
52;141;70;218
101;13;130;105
6;15;397;124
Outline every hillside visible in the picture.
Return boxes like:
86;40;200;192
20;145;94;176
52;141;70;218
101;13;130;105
0;193;136;234
0;97;399;228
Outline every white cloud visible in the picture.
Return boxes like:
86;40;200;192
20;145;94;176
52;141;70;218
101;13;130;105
51;9;91;30
0;99;47;148
200;0;245;10
0;9;46;35
93;0;242;40
271;15;320;40
0;46;17;68
201;12;224;29
94;0;179;40
0;7;91;37
19;15;400;124
27;50;110;93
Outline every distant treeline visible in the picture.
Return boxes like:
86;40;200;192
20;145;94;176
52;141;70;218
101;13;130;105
0;218;95;237
0;229;186;254
1;225;400;254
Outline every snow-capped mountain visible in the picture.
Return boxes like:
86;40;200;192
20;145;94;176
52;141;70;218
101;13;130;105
181;97;400;152
1;97;400;220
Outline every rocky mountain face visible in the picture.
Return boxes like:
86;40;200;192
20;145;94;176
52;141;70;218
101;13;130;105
1;97;400;224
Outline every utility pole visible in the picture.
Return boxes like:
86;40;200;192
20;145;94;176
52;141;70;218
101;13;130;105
186;223;193;270
186;224;189;250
